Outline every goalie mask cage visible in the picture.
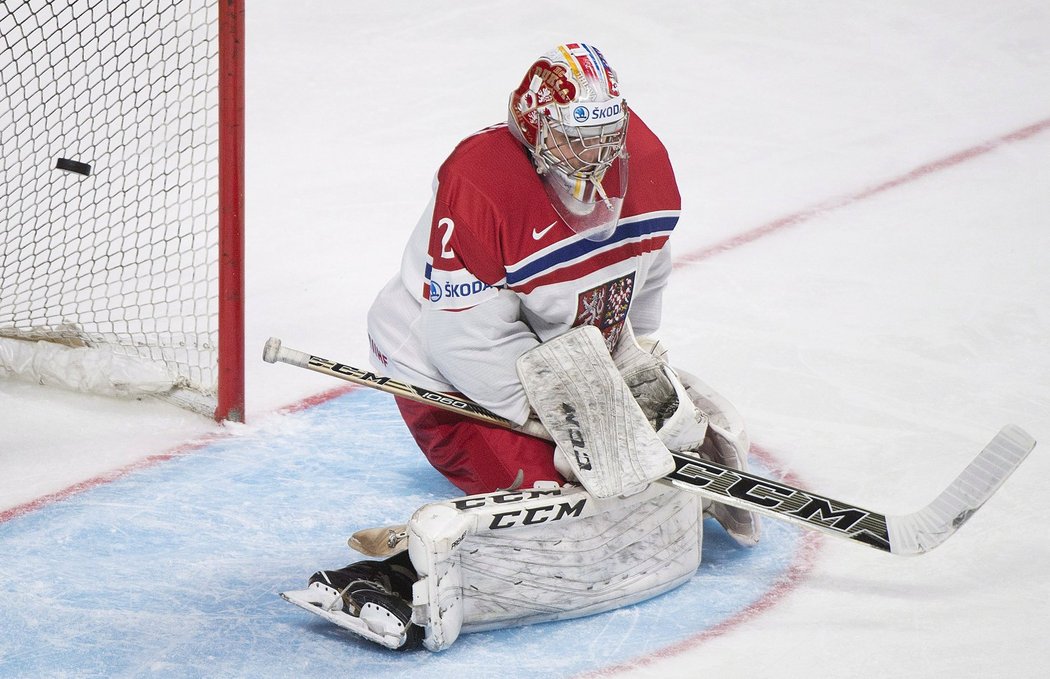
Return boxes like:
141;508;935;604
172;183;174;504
0;0;245;421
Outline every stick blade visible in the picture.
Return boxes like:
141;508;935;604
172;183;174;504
888;425;1036;555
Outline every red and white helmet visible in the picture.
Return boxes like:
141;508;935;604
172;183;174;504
508;43;630;240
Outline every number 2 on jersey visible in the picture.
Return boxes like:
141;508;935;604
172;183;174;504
438;217;455;259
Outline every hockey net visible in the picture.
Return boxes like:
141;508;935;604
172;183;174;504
0;0;244;421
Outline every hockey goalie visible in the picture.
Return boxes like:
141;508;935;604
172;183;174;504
281;42;760;650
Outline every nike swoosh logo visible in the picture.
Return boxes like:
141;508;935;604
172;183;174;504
532;221;558;240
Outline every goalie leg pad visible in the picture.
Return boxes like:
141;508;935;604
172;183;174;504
516;325;674;498
407;483;702;651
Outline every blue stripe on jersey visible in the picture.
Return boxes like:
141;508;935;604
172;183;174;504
506;213;677;287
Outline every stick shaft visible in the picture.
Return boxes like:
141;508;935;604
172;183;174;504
263;337;543;434
263;337;1034;555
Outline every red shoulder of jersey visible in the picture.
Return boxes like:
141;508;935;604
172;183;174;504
423;112;680;307
620;111;681;217
427;125;539;286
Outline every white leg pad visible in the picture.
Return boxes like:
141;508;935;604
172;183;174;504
407;484;702;651
516;325;674;498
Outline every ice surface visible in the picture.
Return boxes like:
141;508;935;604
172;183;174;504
0;390;814;677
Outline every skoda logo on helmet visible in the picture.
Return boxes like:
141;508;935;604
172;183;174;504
572;106;590;123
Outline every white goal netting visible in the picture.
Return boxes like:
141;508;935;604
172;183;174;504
0;0;232;416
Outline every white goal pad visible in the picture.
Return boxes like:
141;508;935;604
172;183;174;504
516;325;675;498
407;483;702;651
0;336;176;398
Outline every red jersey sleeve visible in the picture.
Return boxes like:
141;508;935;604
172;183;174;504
423;172;506;310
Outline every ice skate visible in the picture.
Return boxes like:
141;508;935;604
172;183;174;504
280;552;422;650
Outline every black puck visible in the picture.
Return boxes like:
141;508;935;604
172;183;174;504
56;158;92;176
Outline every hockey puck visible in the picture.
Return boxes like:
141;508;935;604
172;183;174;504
55;158;92;176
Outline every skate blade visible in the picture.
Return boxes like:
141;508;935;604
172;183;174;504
280;586;407;650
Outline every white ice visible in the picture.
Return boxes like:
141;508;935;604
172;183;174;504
2;1;1049;677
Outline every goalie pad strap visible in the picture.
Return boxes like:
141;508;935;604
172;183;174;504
516;325;674;498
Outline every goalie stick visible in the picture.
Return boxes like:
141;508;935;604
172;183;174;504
263;337;1036;556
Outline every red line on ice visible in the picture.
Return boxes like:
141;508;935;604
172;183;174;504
672;116;1050;269
0;385;357;524
0;436;220;524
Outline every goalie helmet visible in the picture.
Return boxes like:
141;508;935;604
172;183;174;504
508;43;630;240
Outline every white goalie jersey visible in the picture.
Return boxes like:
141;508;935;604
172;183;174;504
366;114;680;425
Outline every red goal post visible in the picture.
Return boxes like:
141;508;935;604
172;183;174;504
0;0;245;422
218;0;245;422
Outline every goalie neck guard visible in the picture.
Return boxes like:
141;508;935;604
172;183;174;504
508;43;630;241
